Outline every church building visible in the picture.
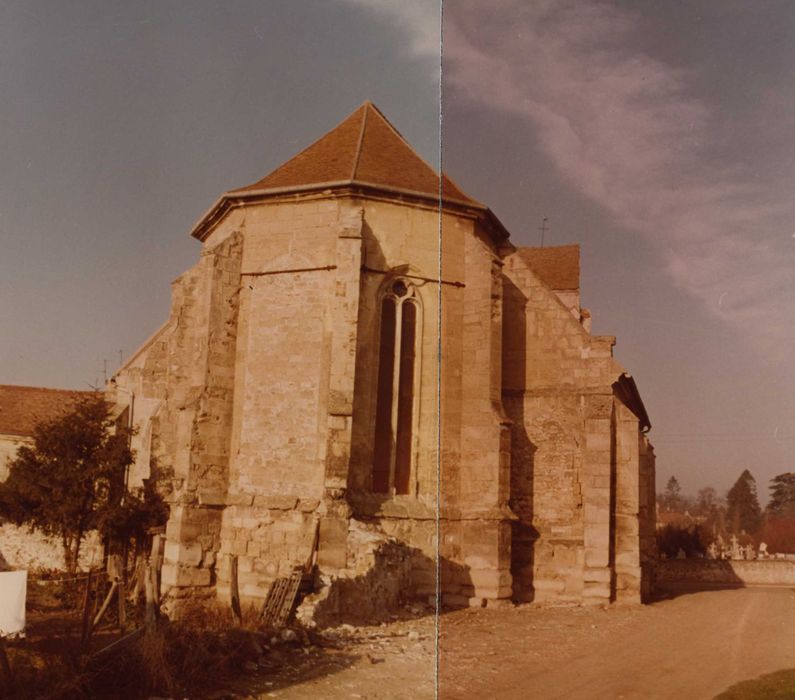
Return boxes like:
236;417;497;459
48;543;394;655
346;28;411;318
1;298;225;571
109;102;656;611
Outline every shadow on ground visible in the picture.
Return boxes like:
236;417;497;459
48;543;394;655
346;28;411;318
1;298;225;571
653;559;746;600
652;581;746;601
226;605;437;698
219;643;362;698
715;668;795;699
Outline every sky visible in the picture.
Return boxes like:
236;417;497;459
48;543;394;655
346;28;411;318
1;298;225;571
1;1;793;500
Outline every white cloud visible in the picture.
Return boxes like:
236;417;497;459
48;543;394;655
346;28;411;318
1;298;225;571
345;0;795;353
443;1;795;352
336;0;441;62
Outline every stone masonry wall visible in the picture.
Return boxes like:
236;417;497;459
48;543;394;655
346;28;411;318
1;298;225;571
613;400;642;603
216;197;358;602
347;204;515;605
348;497;511;608
655;559;795;587
112;190;653;611
442;224;513;604
347;498;439;601
347;201;450;599
160;231;242;596
502;250;631;604
112;231;243;598
0;524;102;572
638;435;656;601
296;519;417;628
348;199;453;497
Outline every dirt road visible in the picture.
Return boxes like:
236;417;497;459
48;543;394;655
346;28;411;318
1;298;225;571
441;588;795;699
259;587;795;699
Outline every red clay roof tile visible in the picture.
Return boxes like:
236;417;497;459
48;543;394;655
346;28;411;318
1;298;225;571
0;385;96;438
516;245;580;291
231;102;478;206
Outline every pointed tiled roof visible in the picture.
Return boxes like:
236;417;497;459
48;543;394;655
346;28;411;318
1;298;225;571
0;385;97;438
229;101;478;206
516;245;580;291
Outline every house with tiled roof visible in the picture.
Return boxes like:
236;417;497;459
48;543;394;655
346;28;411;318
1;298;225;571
0;385;96;480
0;385;105;571
109;102;656;613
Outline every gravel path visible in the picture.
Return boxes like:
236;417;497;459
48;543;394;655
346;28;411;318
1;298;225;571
252;587;795;699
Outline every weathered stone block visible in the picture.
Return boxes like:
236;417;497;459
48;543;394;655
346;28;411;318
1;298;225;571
253;495;299;510
161;563;212;588
585;548;610;569
442;593;470;607
584;566;611;583
298;499;320;512
317;516;348;569
164;540;203;568
197;489;227;506
532;578;566;593
241;583;268;599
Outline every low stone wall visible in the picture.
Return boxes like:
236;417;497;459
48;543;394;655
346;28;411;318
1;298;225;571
655;559;795;587
0;523;102;571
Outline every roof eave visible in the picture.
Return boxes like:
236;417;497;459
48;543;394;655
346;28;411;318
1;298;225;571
481;208;511;243
190;180;496;242
613;373;652;432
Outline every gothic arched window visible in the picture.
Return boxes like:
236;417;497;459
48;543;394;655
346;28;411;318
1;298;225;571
372;278;419;495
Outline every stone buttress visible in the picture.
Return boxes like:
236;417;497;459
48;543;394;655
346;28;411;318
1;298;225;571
109;101;655;614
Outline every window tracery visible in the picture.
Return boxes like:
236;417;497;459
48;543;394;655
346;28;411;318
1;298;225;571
372;278;420;495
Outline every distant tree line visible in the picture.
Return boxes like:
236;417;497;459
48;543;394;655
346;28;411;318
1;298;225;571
656;470;795;557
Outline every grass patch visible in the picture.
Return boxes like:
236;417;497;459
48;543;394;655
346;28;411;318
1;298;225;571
716;669;795;699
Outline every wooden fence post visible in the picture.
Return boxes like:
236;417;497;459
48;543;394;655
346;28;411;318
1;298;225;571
80;571;94;647
117;578;127;633
150;534;162;606
144;563;157;630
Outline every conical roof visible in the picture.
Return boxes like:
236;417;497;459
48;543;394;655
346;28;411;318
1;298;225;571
229;101;479;206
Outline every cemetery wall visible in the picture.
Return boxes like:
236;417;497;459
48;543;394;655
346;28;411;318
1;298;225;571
655;559;795;587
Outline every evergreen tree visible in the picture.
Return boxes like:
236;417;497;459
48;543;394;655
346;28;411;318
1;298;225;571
663;475;683;512
726;469;762;534
767;472;795;518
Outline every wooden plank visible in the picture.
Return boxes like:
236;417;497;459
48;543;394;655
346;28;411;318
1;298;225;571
261;578;287;624
274;571;303;627
262;578;286;625
92;581;118;628
261;570;303;628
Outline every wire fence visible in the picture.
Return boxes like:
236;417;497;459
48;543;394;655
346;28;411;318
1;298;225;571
24;543;162;652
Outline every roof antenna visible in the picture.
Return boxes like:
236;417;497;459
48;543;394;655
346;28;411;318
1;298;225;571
539;217;549;247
